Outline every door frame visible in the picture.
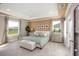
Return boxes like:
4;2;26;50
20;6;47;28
74;5;79;56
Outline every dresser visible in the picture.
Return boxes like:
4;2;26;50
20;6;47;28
51;32;63;42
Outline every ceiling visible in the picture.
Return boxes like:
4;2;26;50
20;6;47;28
0;3;58;20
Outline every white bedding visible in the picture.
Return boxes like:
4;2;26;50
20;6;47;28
23;36;49;48
22;31;50;48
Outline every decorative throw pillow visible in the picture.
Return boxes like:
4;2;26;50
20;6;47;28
34;32;40;37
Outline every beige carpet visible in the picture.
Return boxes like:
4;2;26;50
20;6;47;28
0;41;71;56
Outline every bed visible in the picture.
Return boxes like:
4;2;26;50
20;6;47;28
22;31;50;48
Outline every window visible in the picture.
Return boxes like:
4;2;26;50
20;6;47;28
7;20;19;36
52;21;61;32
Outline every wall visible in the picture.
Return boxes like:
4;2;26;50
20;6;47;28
20;19;28;37
60;19;64;39
64;3;78;55
29;19;52;31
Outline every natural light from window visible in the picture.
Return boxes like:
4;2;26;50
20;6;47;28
52;21;61;32
8;21;19;28
7;20;19;36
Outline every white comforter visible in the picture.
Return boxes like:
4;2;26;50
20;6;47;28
22;36;49;48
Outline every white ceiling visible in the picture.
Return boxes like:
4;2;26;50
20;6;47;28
0;3;58;20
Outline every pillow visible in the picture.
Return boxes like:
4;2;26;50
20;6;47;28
34;32;40;37
40;33;49;37
33;31;50;37
39;32;44;37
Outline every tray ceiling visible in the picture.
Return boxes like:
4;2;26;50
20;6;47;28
0;3;58;20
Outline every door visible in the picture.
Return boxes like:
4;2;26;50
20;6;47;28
7;18;20;42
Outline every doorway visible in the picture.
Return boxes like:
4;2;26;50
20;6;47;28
7;19;20;43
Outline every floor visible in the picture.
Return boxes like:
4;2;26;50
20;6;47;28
0;41;71;56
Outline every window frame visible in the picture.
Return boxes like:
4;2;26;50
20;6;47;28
7;20;20;37
52;20;61;32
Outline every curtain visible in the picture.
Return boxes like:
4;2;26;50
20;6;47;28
7;17;20;42
0;15;8;44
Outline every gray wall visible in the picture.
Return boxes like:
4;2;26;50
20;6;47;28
19;19;28;40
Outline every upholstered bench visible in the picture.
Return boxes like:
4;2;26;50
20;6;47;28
19;40;36;50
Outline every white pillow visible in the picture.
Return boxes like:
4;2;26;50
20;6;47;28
34;32;40;37
34;31;49;37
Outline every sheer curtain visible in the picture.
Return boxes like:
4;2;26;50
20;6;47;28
7;17;20;42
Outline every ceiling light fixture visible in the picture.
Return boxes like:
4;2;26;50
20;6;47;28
6;8;10;11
